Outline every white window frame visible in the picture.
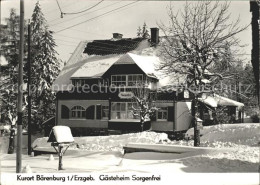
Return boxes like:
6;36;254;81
111;75;127;87
71;106;86;119
127;74;143;87
111;102;140;120
157;107;168;121
101;105;109;120
111;74;143;87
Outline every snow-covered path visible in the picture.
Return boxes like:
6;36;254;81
1;146;258;173
0;150;192;173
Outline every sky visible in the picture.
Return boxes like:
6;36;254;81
1;0;252;63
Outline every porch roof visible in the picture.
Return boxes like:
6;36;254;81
198;94;244;109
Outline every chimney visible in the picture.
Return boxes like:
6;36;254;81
113;33;123;39
150;28;159;45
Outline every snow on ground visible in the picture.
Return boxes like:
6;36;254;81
185;123;260;146
1;123;259;177
32;131;169;152
169;123;260;173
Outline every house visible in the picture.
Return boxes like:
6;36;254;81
52;28;244;136
198;94;245;125
52;28;194;136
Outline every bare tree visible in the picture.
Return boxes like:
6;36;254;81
130;84;157;132
158;1;248;146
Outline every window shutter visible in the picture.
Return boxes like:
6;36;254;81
96;105;102;120
86;105;95;119
61;105;69;119
167;106;174;121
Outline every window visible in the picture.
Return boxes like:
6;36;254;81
71;106;86;119
157;107;168;121
128;74;143;86
127;102;140;119
111;75;127;86
111;102;126;119
111;102;140;119
111;74;143;87
102;105;109;119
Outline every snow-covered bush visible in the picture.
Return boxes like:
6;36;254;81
184;123;260;147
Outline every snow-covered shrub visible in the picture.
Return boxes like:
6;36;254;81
214;107;232;124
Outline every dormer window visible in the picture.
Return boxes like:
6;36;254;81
111;74;143;87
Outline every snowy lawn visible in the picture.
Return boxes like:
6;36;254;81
32;131;169;152
171;123;260;173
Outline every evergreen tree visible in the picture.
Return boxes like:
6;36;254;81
30;1;60;129
137;26;142;37
136;22;150;38
1;9;20;75
0;8;28;154
142;22;150;39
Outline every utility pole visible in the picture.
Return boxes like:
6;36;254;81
236;74;242;123
27;20;32;155
0;0;2;29
17;0;24;173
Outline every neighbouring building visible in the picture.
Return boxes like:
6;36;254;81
52;28;244;136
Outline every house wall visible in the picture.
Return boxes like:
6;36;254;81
174;101;192;131
57;100;109;128
56;98;180;132
151;121;173;131
151;101;174;131
55;61;193;133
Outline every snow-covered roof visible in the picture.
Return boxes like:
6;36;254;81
52;41;88;91
52;47;187;92
214;94;244;108
72;53;163;80
52;39;153;91
111;53;162;79
198;96;218;108
158;73;187;89
52;126;74;143
199;94;244;108
71;55;121;79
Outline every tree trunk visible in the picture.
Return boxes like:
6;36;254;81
8;125;15;154
192;98;200;147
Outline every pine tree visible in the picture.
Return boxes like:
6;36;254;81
142;22;150;39
136;22;150;38
30;1;60;129
137;26;142;37
0;8;28;154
